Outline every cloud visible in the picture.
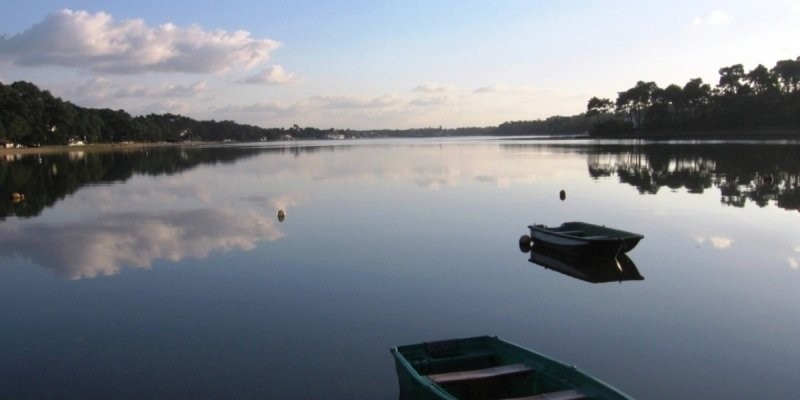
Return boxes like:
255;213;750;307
0;9;280;74
710;236;732;249
71;78;208;106
413;83;453;93
0;208;283;279
695;235;733;249
115;80;209;98
692;10;732;26
217;101;296;116
791;1;800;15
474;83;512;94
409;94;455;106
473;83;549;96
307;94;401;110
238;65;299;85
138;99;192;115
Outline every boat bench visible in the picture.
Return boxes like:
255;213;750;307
414;351;496;374
427;363;533;384
499;389;587;400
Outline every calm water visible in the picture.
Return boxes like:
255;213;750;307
1;138;799;399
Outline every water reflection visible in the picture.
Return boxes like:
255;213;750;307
501;141;800;211
582;143;800;211
0;145;315;219
526;245;644;284
0;208;283;279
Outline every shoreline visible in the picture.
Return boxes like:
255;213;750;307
0;141;204;156
3;129;800;157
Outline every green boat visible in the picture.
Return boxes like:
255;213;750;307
391;336;633;400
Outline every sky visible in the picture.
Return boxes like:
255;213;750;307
0;1;799;130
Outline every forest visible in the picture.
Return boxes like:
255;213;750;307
0;81;344;146
2;55;799;144
586;56;800;136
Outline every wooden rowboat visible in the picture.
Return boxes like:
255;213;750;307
528;222;643;257
391;336;633;400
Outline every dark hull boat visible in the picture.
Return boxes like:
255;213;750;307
391;336;633;400
529;222;643;257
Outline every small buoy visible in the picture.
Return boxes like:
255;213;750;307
277;209;286;222
518;235;532;253
559;190;566;201
762;174;773;184
11;192;25;203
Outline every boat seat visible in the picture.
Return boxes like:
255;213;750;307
428;363;533;384
498;389;587;400
414;351;496;374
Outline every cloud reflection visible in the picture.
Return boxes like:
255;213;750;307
695;235;734;249
0;208;283;280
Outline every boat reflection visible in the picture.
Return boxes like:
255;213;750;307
527;244;644;284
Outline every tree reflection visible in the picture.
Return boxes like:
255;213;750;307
586;143;800;210
0;145;326;219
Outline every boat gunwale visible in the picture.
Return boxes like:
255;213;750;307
528;222;644;255
391;335;635;400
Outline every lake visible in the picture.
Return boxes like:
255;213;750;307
1;138;799;399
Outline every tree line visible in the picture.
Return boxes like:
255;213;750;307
493;115;592;136
586;56;800;135
0;81;343;146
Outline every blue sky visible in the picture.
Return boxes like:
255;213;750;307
1;1;799;129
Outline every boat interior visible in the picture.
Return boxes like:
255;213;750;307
403;339;587;400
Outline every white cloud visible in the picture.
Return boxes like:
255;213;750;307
0;9;280;74
71;78;208;106
792;2;800;15
695;235;733;249
0;208;283;279
307;94;401;110
413;82;453;93
410;94;456;106
474;83;512;94
217;100;296;115
238;65;299;85
115;80;209;98
692;10;732;26
710;236;732;249
473;83;548;96
138;99;192;115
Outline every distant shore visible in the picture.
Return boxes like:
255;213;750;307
3;129;800;157
0;141;195;156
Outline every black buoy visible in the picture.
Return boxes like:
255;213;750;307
277;209;286;222
518;235;532;253
559;190;566;201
